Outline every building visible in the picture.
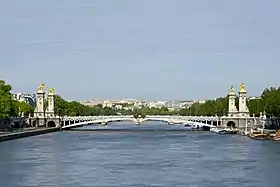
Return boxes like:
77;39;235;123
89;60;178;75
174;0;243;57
12;93;36;107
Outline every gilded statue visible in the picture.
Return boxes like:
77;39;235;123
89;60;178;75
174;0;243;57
38;83;45;90
229;85;234;93
240;82;246;92
49;88;54;94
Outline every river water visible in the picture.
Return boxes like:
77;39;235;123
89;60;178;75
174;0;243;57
0;122;280;187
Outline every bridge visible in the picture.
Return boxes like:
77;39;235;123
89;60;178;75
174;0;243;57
29;83;266;132
60;115;218;130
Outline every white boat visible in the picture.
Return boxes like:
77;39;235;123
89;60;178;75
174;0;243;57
210;127;219;133
210;127;224;133
184;124;200;130
210;127;237;134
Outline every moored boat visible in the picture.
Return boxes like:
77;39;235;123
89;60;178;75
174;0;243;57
217;129;231;134
271;131;280;141
210;127;225;133
184;124;199;130
248;131;269;140
210;127;220;133
219;128;237;134
210;127;237;134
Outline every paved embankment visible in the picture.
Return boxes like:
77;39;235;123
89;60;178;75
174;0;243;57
0;127;60;142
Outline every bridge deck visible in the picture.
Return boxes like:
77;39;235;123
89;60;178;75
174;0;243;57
61;116;216;129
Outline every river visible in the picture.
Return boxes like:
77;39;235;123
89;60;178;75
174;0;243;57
0;122;280;187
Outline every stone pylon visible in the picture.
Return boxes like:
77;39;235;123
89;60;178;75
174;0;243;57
45;88;55;118
34;84;45;118
228;85;238;117
238;83;249;117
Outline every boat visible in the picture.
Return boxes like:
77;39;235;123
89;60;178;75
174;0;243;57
271;131;280;141
184;124;199;130
210;127;225;133
210;127;220;133
248;131;269;140
210;127;237;134
219;128;237;134
200;125;211;131
217;129;232;134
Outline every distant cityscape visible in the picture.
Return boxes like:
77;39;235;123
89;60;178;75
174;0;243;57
12;92;260;111
79;99;206;111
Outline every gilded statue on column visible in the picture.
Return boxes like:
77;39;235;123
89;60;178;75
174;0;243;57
49;88;54;94
229;85;234;94
240;82;246;92
38;83;45;91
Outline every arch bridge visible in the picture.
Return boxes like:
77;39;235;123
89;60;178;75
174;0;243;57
61;115;219;130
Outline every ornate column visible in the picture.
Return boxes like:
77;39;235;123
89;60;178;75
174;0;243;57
33;84;46;127
34;84;45;118
238;83;249;117
228;86;238;117
45;88;55;118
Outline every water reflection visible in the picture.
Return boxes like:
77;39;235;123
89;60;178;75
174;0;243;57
76;121;192;131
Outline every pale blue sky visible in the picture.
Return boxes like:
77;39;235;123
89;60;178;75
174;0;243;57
1;0;279;100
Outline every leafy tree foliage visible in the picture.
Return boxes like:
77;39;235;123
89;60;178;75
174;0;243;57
0;80;13;117
247;87;280;129
132;108;146;118
176;97;228;116
11;100;34;117
261;87;280;118
247;98;262;117
0;80;34;118
246;87;280;118
54;95;117;116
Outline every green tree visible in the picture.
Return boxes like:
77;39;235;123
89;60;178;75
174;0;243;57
53;95;117;116
258;87;280;129
54;95;68;116
0;80;13;117
176;96;228;117
247;98;262;116
261;87;280;117
14;101;35;117
132;108;146;118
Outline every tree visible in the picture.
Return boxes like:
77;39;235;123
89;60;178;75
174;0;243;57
0;80;13;118
175;96;228;117
18;101;35;117
53;95;117;116
132;108;146;118
247;98;262;116
261;87;280;117
54;95;68;116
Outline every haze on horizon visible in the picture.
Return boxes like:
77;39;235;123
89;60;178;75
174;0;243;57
1;0;279;101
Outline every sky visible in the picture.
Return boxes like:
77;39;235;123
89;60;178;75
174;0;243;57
0;0;279;100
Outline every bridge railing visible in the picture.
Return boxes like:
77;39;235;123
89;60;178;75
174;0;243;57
61;115;221;122
61;116;180;123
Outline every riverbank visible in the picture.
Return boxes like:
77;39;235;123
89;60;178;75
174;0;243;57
0;127;60;142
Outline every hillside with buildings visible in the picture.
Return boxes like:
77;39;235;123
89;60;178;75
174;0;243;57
78;99;202;111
